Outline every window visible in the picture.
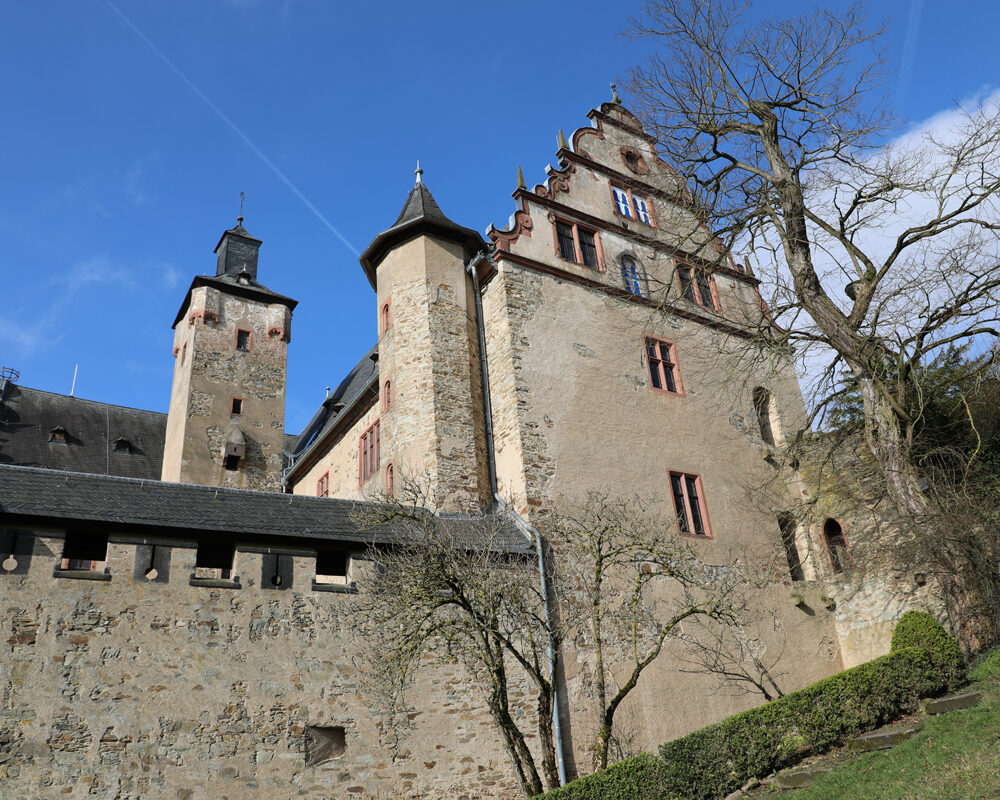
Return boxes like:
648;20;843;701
753;387;775;446
554;219;601;269
386;463;394;494
359;420;380;484
235;328;252;352
669;472;711;537
611;186;654;226
317;471;329;498
193;540;235;581
58;532;108;576
380;301;392;335
621;256;645;297
315;550;350;586
823;518;852;575
49;426;68;443
645;337;681;394
181;343;187;364
305;725;347;766
230;397;244;416
777;514;805;582
113;436;131;453
677;265;718;311
383;379;393;412
224;454;240;471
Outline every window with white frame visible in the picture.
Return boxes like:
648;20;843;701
612;186;653;226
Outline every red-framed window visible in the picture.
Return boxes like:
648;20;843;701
359;420;380;484
317;471;329;498
235;328;253;352
380;299;392;336
383;379;393;412
230;396;244;416
611;185;655;227
669;472;711;537
645;337;682;394
553;219;603;270
677;265;719;311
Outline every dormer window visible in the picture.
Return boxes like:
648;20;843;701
49;426;68;444
235;328;252;352
113;436;131;453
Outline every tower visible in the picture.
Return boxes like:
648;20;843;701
161;219;297;491
359;171;490;510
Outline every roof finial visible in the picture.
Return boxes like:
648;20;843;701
611;82;621;105
238;190;246;225
415;160;423;184
558;129;568;150
517;165;526;190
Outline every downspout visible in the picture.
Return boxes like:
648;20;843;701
466;250;567;787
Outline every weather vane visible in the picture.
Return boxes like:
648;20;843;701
238;191;246;224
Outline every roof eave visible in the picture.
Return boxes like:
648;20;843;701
359;219;487;290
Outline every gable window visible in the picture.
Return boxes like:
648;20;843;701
380;300;392;336
645;337;681;394
359;420;380;484
611;186;654;226
317;471;329;498
669;472;711;537
554;219;602;270
677;265;718;311
235;328;252;352
622;256;646;297
823;518;852;575
230;397;244;416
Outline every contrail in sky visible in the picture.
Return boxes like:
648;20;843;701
102;0;360;257
896;0;924;113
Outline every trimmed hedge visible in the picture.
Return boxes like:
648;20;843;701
533;646;946;800
890;610;966;690
531;753;666;800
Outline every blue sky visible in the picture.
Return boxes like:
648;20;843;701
1;0;996;433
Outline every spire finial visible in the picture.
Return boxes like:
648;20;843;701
415;160;423;184
517;165;526;190
238;191;246;225
558;129;568;150
611;83;621;105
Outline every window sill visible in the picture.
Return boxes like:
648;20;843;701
311;580;358;594
189;574;241;590
53;568;112;582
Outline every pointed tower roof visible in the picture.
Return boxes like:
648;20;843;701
359;174;486;290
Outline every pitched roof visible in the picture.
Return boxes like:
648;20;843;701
171;273;298;328
0;383;166;479
358;181;486;289
287;344;380;468
0;464;532;554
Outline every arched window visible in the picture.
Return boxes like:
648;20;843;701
753;387;775;445
386;463;395;494
776;513;804;581
380;301;392;335
823;518;851;574
383;379;392;412
621;256;645;297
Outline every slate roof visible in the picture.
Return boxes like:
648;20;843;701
171;273;298;328
0;383;166;479
0;464;533;554
359;181;486;289
287;343;380;467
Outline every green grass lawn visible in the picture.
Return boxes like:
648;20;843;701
771;648;1000;800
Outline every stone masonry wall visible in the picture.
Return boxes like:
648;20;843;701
1;535;529;800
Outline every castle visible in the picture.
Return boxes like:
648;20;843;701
0;99;939;798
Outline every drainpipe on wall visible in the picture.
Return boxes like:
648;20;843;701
466;250;567;787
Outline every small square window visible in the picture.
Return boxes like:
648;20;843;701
236;329;252;352
231;397;244;416
224;454;240;471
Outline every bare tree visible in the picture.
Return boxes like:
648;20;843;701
350;484;560;798
625;0;1000;641
549;492;749;771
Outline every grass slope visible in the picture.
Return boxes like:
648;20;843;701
773;648;1000;800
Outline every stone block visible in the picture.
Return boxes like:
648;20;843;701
923;691;982;715
775;767;831;789
849;723;922;751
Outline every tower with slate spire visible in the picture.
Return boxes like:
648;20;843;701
161;218;297;491
359;168;491;510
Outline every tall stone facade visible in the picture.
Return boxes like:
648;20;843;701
161;223;295;492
